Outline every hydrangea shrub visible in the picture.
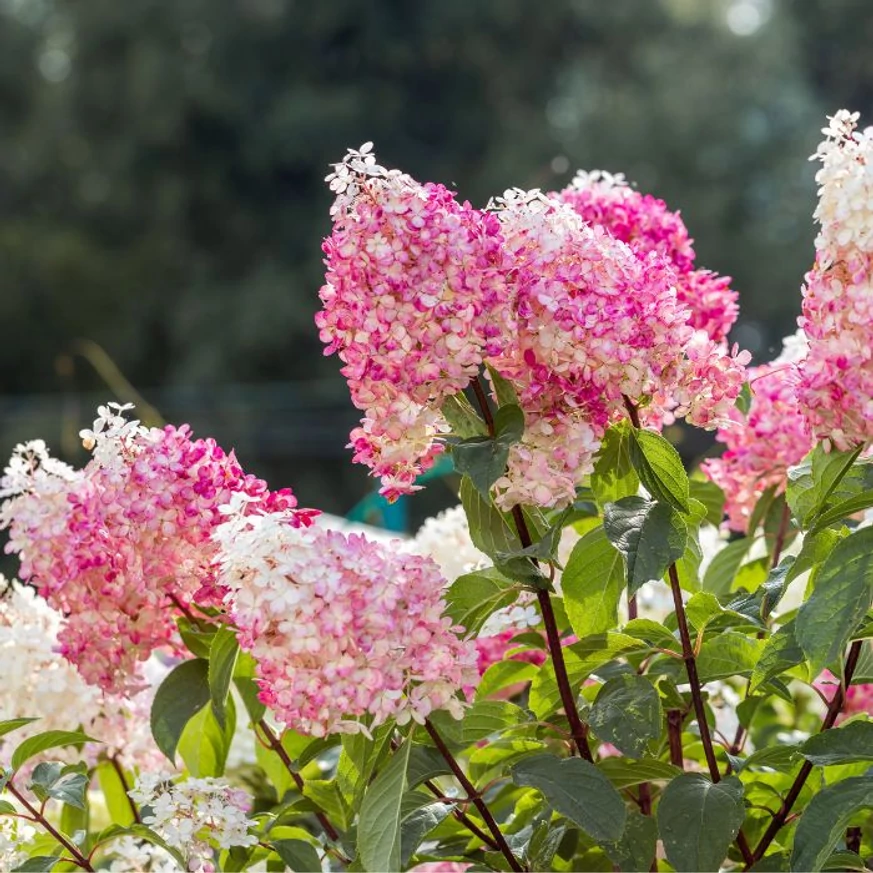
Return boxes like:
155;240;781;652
1;111;872;872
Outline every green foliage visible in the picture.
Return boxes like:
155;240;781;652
791;773;873;872
628;428;690;513
657;774;745;872
603;496;686;595
589;675;662;757
799;721;873;765
11;731;96;771
512;754;626;842
358;737;413;873
444;568;518;635
561;526;624;639
150;658;212;764
209;625;240;729
451;404;524;499
796;527;873;672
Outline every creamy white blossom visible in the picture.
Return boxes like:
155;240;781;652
128;773;258;870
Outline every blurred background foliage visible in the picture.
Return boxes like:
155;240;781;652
0;0;871;522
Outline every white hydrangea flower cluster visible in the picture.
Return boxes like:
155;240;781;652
407;505;488;583
106;836;179;873
128;773;258;870
407;505;542;634
0;816;36;870
811;110;873;255
0;576;168;773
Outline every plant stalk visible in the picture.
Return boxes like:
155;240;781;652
747;640;863;867
424;719;524;872
5;780;94;871
470;375;593;762
668;564;754;866
666;709;685;768
109;755;140;824
257;720;342;844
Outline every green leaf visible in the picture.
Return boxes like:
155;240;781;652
562;526;624;639
150;658;211;764
461;700;527;743
526;821;568;871
600;808;658;873
13;857;58;872
658;774;746;872
459;476;521;559
486;365;519;408
512;754;626;842
796;527;873;672
529;633;646;719
338;725;394;808
702;537;753;596
444;568;518;635
477;660;539;700
271;839;322;872
696;632;763;682
96;761;136;827
97;824;187;869
628;428;690;513
690;479;726;527
177;695;235;777
727;557;795;624
51;773;89;810
452;436;512;499
11;731;95;771
750;621;806;692
603;496;686;595
494;403;525;444
787;444;866;528
589;674;662;757
469;738;548;783
791;773;873;872
811;492;873;534
800;721;873;765
233;676;266;724
400;795;452;866
735;381;753;415
0;719;38;740
208;626;240;729
591;422;639;507
452;404;524;497
441;392;488;439
597;758;682;789
406;745;452;789
358;736;413;872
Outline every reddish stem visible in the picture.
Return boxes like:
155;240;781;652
748;641;863;867
424;720;524;872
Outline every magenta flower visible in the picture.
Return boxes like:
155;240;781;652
0;404;308;691
555;170;739;342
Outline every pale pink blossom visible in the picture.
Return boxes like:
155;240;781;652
0;405;311;691
798;110;873;448
703;333;812;532
214;504;478;737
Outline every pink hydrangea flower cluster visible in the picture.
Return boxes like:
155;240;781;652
0;404;308;692
213;498;478;737
555;170;739;342
703;332;813;532
317;148;750;510
487;188;749;509
798;110;873;449
317;143;512;500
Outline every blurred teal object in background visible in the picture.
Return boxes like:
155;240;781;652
346;454;455;532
